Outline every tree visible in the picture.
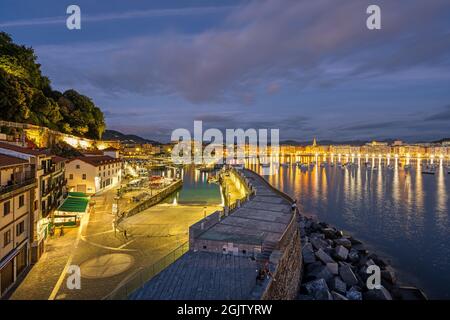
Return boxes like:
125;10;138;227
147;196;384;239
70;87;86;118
0;32;106;139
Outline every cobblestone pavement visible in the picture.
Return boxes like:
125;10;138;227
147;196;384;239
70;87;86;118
11;185;222;300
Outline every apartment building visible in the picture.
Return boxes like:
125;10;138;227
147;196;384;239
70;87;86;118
66;156;122;194
0;154;35;298
0;142;65;262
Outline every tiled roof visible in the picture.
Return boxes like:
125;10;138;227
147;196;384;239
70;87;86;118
0;141;47;156
0;154;28;168
68;155;121;167
79;149;104;155
51;156;68;164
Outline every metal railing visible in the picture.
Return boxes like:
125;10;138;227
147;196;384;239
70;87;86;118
105;241;189;300
0;178;36;195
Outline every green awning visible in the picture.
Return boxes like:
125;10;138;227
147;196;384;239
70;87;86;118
58;196;89;213
68;192;88;198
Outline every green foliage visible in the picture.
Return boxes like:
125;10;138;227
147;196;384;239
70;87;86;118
0;32;105;139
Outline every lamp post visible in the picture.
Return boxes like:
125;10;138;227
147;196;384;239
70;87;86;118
113;188;120;236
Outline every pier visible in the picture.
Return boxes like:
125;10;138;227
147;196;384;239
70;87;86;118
120;168;301;300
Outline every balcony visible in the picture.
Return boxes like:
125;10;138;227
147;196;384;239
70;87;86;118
0;177;36;196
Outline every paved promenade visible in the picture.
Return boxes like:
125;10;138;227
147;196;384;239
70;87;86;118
11;186;221;300
131;169;294;300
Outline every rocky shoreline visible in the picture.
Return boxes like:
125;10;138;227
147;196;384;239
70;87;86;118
298;215;427;300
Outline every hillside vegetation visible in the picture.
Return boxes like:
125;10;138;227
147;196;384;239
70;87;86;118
0;32;105;139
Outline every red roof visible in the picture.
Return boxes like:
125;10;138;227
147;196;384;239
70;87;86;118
0;154;28;168
68;155;121;167
0;141;47;156
51;156;68;164
79;149;104;155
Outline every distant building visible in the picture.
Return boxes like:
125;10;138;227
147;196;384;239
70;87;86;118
79;149;104;157
102;146;120;159
0;154;35;298
66;156;122;194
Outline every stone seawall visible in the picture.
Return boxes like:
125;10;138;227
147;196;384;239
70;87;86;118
260;225;302;300
247;169;302;300
123;179;182;219
129;168;302;300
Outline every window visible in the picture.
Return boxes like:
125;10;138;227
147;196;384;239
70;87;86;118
76;164;80;169
16;221;25;236
69;174;73;180
3;201;11;216
3;230;11;247
18;195;25;208
82;174;86;180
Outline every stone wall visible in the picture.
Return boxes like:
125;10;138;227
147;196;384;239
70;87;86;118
259;215;302;300
123;179;182;219
0;120;119;150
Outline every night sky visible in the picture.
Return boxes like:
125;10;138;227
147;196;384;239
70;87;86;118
1;0;450;142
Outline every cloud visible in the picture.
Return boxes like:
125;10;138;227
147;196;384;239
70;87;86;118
424;105;450;121
0;5;236;28
35;0;450;104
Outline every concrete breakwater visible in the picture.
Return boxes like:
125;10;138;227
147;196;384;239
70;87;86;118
129;168;301;300
298;215;427;300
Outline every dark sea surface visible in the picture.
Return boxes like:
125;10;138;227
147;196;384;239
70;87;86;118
247;156;450;299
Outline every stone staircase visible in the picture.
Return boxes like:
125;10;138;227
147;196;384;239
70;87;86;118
257;240;277;263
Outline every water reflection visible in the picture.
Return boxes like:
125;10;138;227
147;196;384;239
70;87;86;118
245;156;450;298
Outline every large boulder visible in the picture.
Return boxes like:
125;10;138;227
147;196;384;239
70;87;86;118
311;238;328;250
307;265;334;282
331;291;348;300
334;245;349;261
381;266;397;285
339;264;359;286
326;262;339;275
346;287;362;300
363;286;393;300
329;276;347;294
306;261;323;274
334;238;352;249
310;232;325;240
302;243;317;264
391;286;427;300
316;248;335;264
322;227;339;239
303;279;333;300
348;249;360;263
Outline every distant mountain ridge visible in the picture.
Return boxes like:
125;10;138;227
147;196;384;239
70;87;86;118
280;139;371;146
103;129;161;145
